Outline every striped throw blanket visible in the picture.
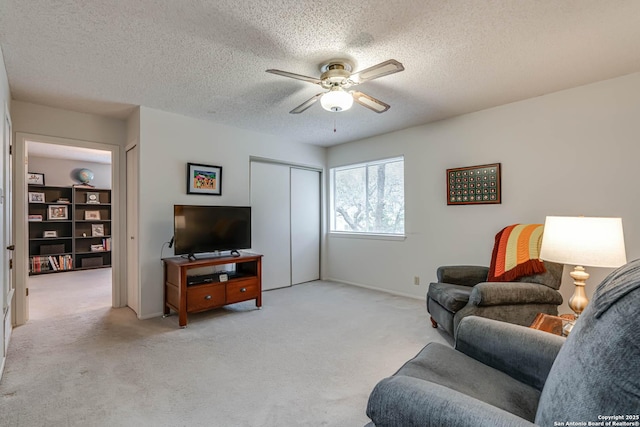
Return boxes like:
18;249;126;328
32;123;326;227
488;224;546;282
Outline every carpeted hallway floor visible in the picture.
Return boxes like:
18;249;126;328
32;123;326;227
1;269;450;426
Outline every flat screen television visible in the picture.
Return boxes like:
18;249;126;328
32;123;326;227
173;205;251;257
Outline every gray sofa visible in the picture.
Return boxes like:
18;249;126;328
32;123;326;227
427;261;563;336
366;258;640;427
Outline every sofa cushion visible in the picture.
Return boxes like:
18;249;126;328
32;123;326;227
468;282;563;307
514;261;563;290
394;342;541;422
535;259;640;425
428;282;473;312
437;265;489;287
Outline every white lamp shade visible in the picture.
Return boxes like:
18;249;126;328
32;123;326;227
320;87;353;112
540;216;627;268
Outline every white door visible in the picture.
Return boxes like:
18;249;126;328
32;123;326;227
290;168;320;284
2;109;14;368
250;162;292;290
126;144;139;315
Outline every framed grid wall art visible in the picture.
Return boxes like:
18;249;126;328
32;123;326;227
447;163;501;205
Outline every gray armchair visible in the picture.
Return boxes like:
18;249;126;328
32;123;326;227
366;259;640;427
427;262;563;336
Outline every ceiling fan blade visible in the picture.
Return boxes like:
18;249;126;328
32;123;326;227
351;91;391;113
350;59;404;84
266;69;321;85
289;93;323;114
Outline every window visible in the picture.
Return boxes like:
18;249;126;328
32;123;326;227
330;156;405;235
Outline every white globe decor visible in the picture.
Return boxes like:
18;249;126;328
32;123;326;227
320;87;353;112
76;168;94;185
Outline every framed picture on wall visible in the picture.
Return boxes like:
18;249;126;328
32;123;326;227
447;163;501;205
187;163;222;195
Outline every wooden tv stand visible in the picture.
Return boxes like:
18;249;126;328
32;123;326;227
163;252;262;327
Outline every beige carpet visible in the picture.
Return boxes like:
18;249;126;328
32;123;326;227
1;269;450;426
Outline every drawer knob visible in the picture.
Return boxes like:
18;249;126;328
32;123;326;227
204;295;212;300
240;288;247;292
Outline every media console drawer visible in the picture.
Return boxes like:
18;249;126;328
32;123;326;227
187;283;226;312
226;279;259;304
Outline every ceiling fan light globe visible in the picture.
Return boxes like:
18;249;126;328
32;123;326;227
320;88;353;112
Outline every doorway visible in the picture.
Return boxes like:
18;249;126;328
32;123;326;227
13;133;123;325
250;160;321;290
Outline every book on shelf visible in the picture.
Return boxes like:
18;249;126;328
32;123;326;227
30;254;73;273
48;256;58;271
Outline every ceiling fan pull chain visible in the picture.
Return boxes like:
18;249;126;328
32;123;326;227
334;117;337;133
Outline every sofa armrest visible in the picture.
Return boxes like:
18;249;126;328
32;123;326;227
469;281;563;306
437;265;489;287
366;375;535;427
455;316;565;390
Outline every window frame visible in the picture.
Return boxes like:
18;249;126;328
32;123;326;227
329;156;406;239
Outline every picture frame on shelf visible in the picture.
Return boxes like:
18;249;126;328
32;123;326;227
187;162;222;195
48;205;69;220
91;224;105;237
43;230;58;238
28;192;45;203
27;172;45;185
90;244;105;252
86;192;100;204
28;214;43;222
85;210;101;220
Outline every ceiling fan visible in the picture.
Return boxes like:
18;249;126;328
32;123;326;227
266;59;404;114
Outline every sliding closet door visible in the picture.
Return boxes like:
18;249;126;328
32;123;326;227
290;168;320;284
250;162;292;290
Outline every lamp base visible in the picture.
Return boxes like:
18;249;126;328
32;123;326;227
568;265;590;317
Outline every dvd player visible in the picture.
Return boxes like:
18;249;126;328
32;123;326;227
186;274;217;286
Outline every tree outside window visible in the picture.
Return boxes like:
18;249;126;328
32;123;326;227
331;157;404;235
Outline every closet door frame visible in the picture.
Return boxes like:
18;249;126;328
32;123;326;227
249;157;323;289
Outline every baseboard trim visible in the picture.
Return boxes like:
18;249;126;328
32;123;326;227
138;311;164;320
325;277;424;301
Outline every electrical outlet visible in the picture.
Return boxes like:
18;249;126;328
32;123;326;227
414;276;420;286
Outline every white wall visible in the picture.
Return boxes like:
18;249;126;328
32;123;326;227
327;72;640;313
126;107;140;145
137;107;326;318
11;102;128;323
27;157;111;189
11;101;126;146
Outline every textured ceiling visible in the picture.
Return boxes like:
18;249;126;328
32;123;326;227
1;1;640;147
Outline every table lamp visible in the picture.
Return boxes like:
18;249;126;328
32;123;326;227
539;216;627;334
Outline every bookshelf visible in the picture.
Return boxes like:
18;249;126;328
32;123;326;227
27;185;112;275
